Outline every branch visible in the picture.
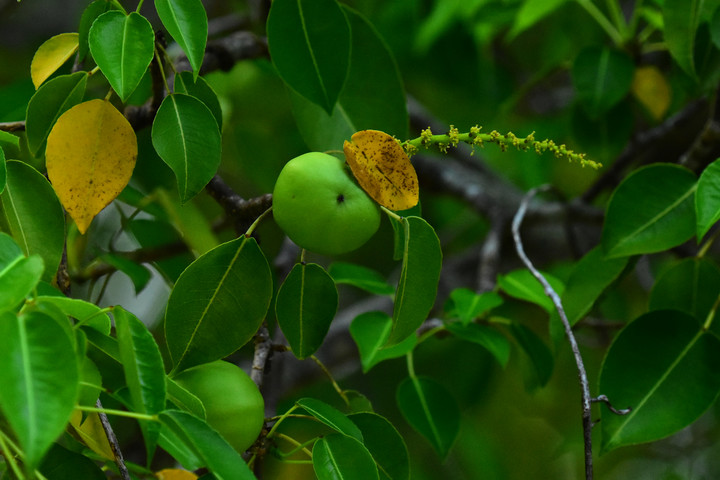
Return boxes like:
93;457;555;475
0;121;25;132
205;175;273;234
95;399;131;480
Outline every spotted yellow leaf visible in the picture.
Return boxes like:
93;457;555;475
343;130;419;211
156;468;199;480
31;33;79;88
46;99;137;234
632;65;671;121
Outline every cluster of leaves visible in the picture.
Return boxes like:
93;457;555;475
1;0;720;479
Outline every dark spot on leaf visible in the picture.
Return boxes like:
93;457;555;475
337;194;345;204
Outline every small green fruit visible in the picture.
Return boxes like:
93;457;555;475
173;360;264;452
272;152;381;255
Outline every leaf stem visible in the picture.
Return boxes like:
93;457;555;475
310;355;349;408
245;206;273;237
0;430;24;480
135;0;145;12
76;405;158;421
406;350;416;379
272;433;315;458
605;0;628;39
575;0;624;46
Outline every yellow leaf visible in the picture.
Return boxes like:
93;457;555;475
46;99;137;234
343;130;419;211
631;65;671;121
68;410;115;461
156;469;199;480
31;32;79;88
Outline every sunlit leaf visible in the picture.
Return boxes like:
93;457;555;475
350;311;417;373
0;254;44;314
155;0;208;79
1;161;65;281
267;0;350;114
445;288;503;325
344;130;418;211
600;310;720;452
89;11;155;101
497;269;564;313
46;99;138;234
151;93;221;203
396;376;459;459
276;262;338;359
30;33;79;88
313;434;379;480
36;295;111;334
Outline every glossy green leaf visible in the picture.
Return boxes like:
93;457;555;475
115;306;166;461
328;261;395;296
36;295;111;334
290;6;408;151
159;410;256;480
89;11;155;101
166;376;206;420
0;254;43;314
662;0;719;77
78;0;123;60
602;164;697;258
509;323;554;388
1;161;65;282
508;0;569;39
396;376;459;459
296;397;363;441
445;322;510;368
155;0;208;78
39;443;107;480
267;0;350;114
25;71;88;157
445;288;503;325
152;93;222;203
387;216;442;347
549;246;629;345
313;434;379;480
350;311;417;373
0;130;20;151
276;262;338;359
0;232;22;269
165;236;272;373
0;310;79;470
101;252;152;293
695;158;720;239
349;412;409;480
571;46;635;118
174;71;223;130
497;269;564;313
649;258;720;335
600;310;720;452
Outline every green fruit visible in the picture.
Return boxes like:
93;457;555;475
173;360;264;452
272;152;381;255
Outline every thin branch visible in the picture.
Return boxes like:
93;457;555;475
592;395;631;416
512;185;594;480
95;399;131;480
251;323;273;389
0;121;25;132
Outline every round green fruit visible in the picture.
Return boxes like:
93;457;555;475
272;152;381;255
173;360;264;452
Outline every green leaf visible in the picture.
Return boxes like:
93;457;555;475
348;412;410;480
571;46;635;118
290;6;408;151
602;164;697;258
313;434;379;480
0;310;79;470
39;443;106;480
445;288;504;325
649;258;720;335
387;216;442;347
155;0;208;78
89;11;155;102
115;306;166;461
0;147;5;194
296;397;363;441
35;295;111;335
159;410;256;480
695;158;720;239
328;261;395;296
0;232;22;269
508;0;569;39
25;71;88;157
166;376;206;420
497;269;564;313
174;71;223;130
445;322;510;368
600;310;720;452
267;0;350;114
165;236;272;373
100;253;152;293
0;255;43;314
509;323;554;388
662;0;720;77
275;262;338;359
1;161;65;282
350;311;417;373
152;93;222;203
78;0;123;61
396;376;459;459
549;246;629;345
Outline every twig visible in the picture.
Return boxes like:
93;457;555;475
512;185;594;480
592;395;631;416
95;399;131;480
251;323;273;389
0;121;25;132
